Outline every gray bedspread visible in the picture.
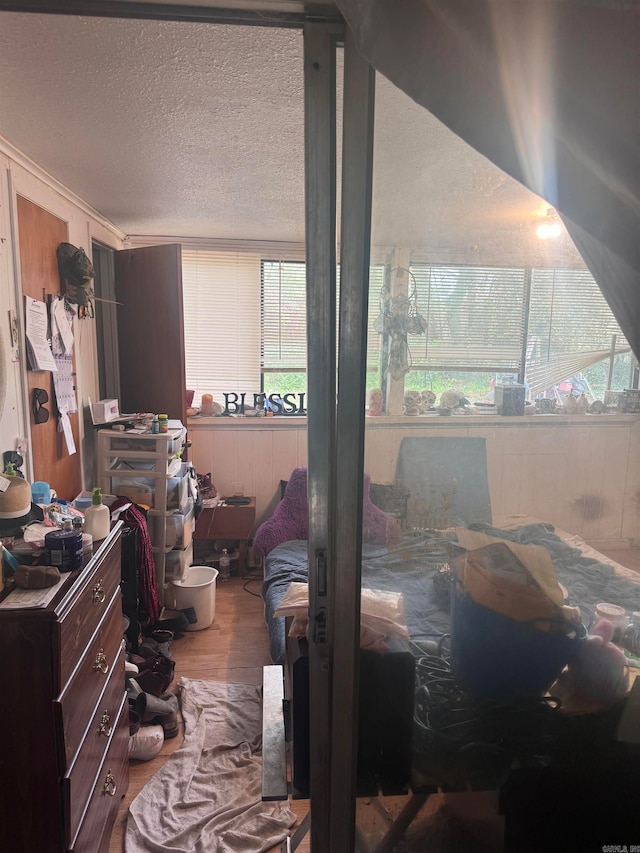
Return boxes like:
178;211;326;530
261;522;640;665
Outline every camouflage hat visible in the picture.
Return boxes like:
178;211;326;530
56;242;95;308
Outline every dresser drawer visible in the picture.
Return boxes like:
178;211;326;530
63;642;126;843
56;590;124;767
69;692;129;853
58;538;121;689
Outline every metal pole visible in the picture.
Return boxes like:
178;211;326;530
0;0;340;27
607;333;617;390
303;19;342;852
518;268;532;388
330;26;375;852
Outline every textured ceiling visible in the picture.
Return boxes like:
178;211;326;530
0;11;582;265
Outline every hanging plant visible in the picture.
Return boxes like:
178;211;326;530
373;268;427;336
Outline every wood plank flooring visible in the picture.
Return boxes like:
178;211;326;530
109;573;310;853
110;550;640;853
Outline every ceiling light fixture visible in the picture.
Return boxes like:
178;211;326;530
536;207;563;240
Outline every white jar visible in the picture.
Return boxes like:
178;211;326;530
595;602;628;643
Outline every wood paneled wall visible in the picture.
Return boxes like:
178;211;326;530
187;415;640;549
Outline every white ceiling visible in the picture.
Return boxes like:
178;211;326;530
0;10;583;266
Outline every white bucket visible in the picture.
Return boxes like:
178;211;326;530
169;566;219;630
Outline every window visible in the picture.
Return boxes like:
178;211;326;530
182;249;261;406
407;264;527;371
526;269;629;398
261;260;385;397
261;260;307;397
182;249;631;411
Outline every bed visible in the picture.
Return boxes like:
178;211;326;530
262;517;640;668
257;472;640;837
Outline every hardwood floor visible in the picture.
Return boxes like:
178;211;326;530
109;573;310;853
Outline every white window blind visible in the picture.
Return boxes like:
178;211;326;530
408;264;527;370
365;265;385;373
261;260;307;372
262;260;386;374
526;268;630;397
182;249;261;406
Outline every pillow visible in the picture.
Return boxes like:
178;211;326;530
253;467;309;560
253;467;399;559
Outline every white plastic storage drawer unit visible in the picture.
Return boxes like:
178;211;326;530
97;422;190;602
162;542;194;582
149;502;195;550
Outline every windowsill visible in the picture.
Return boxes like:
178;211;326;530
188;412;640;428
188;415;308;427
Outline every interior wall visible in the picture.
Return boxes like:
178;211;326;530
0;139;124;487
188;415;640;549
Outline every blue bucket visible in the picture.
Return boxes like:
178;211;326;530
450;587;586;701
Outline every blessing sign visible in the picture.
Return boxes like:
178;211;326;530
224;392;307;416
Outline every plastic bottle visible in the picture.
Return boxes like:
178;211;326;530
219;548;231;581
158;414;169;434
151;415;159;434
83;487;111;541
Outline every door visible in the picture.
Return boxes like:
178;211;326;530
17;195;82;499
114;244;186;426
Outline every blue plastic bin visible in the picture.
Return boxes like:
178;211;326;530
450;587;586;701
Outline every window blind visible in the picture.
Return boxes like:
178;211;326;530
408;264;527;370
262;260;386;374
526;268;630;396
182;249;261;405
365;265;385;373
261;260;307;372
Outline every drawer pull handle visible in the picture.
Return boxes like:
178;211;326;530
97;711;112;737
102;770;117;798
92;579;106;604
93;649;109;675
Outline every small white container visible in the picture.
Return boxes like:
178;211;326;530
595;602;628;643
169;566;218;630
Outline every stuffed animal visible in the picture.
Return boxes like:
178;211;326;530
566;618;628;702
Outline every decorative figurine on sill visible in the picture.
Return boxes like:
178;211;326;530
367;388;383;416
576;393;590;414
420;389;436;412
564;393;579;414
403;389;421;416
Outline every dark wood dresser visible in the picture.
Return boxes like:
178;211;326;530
0;523;129;852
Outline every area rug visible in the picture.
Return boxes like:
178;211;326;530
125;678;296;853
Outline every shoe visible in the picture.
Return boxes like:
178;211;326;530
134;691;179;739
143;613;189;634
129;725;165;761
125;659;139;676
134;655;175;696
138;637;173;661
161;606;198;625
129;709;141;736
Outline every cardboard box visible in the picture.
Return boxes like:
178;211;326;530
92;399;120;423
